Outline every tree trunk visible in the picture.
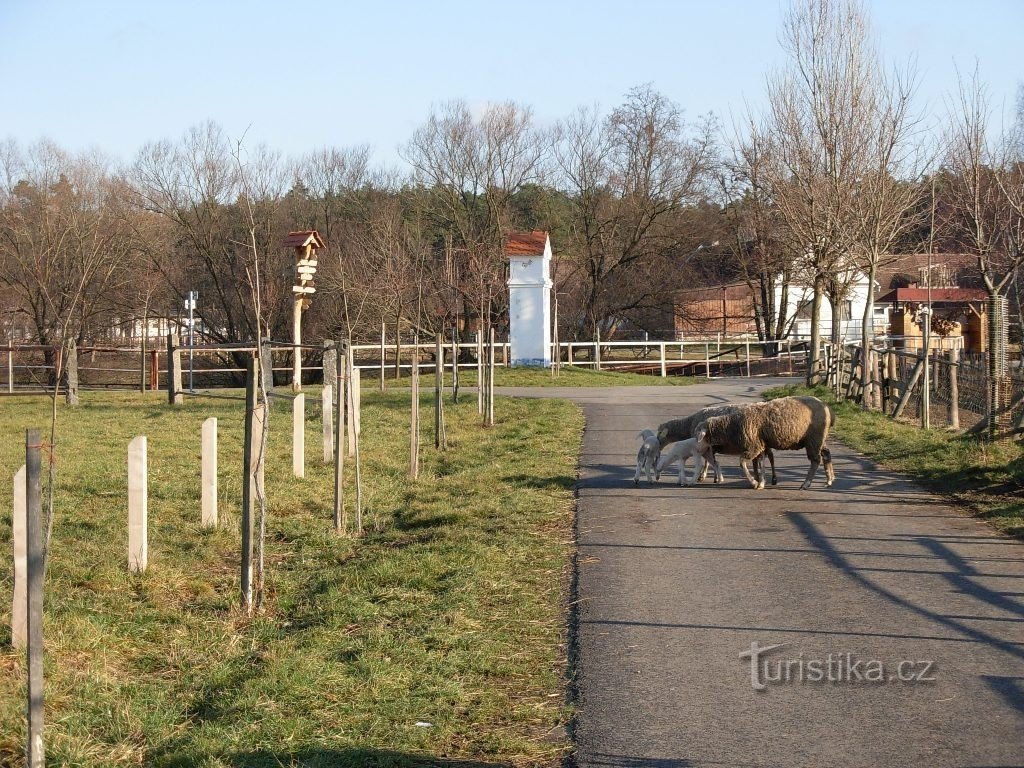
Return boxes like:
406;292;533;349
808;274;824;386
860;261;878;409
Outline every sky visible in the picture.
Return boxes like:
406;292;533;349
1;0;1021;170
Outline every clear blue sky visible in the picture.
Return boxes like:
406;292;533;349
1;1;1021;169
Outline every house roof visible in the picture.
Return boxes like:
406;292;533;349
876;253;978;290
876;287;987;304
281;230;326;250
505;230;549;257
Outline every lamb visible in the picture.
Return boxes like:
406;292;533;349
695;395;835;490
657;404;777;485
655;435;719;486
633;429;662;485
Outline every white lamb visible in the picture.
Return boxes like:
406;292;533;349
633;429;661;485
655;435;719;486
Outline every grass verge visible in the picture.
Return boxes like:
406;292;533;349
0;388;583;767
763;383;1024;537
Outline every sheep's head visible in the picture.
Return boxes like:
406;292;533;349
694;421;712;452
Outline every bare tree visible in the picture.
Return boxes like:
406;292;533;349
131;122;292;350
404;100;545;338
0;139;138;568
753;0;879;384
0;139;130;354
553;86;715;340
719;139;799;350
849;66;928;406
944;72;1024;436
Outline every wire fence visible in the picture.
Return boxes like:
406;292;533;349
829;341;1023;437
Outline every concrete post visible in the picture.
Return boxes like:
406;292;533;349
293;393;305;479
201;418;217;528
167;334;183;405
128;436;148;573
323;341;337;391
322;385;333;463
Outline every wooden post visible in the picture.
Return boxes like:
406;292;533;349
260;338;274;394
7;345;13;393
323;341;337;392
149;350;159;391
292;297;303;393
167;334;183;405
567;342;573;368
893;352;925;419
26;430;44;768
333;352;345;533
201;418;217;528
11;464;26;649
886;349;898;411
241;357;257;609
744;336;751;378
410;339;420;480
127;436;148;573
948;347;960;430
293;394;305;479
594;328;601;371
660;342;667;378
705;343;711;379
64;340;79;405
922;311;932;429
322;385;333;463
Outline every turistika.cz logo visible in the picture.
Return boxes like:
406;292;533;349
739;641;937;691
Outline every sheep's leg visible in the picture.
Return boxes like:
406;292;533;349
633;461;641;486
697;448;715;482
700;448;722;483
822;447;834;486
740;459;760;489
766;448;778;486
752;455;766;490
800;446;821;490
710;452;722;483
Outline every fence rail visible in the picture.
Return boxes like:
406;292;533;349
1;335;821;393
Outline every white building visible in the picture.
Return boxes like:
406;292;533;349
506;230;553;366
779;267;887;342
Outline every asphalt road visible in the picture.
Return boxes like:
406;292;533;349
502;378;1024;768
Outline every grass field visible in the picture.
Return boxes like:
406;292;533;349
0;388;584;766
764;384;1024;537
